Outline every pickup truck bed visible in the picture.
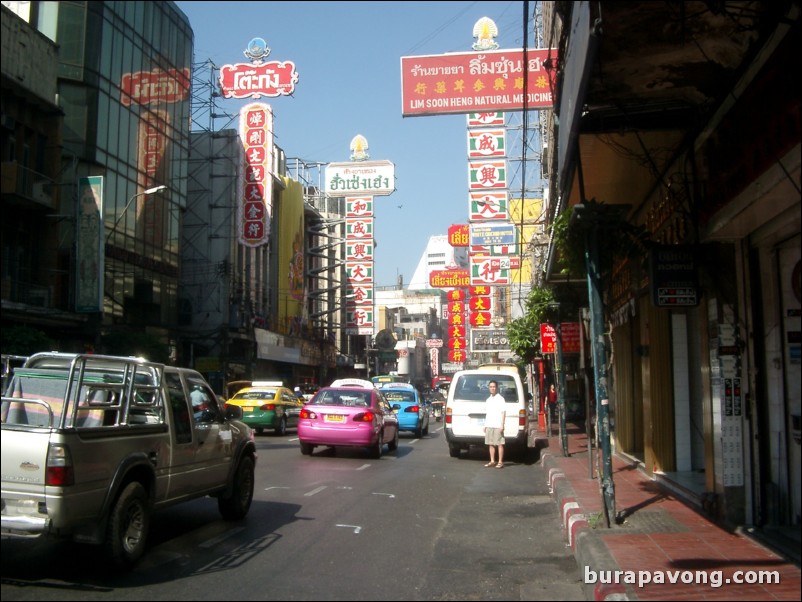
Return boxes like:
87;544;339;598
1;352;256;569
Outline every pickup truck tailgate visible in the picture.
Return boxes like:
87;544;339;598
1;428;51;535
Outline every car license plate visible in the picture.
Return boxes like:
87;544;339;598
471;416;485;426
244;407;254;413
325;414;345;423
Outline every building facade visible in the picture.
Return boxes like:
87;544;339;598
2;1;192;360
540;1;800;539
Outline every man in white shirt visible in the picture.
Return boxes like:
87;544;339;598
483;380;506;468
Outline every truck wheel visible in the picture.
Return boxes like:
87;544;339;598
105;482;150;570
448;444;461;458
218;455;254;520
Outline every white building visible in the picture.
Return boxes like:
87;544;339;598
407;235;468;291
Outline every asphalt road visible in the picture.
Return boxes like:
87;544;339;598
1;422;585;601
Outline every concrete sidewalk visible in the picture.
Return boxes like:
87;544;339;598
540;422;801;601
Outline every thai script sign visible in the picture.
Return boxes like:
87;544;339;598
400;48;557;117
219;62;299;99
325;160;395;195
470;328;509;352
541;324;556;353
541;323;581;354
649;245;699;307
448;224;469;247
121;68;190;106
219;37;299;100
429;269;471;289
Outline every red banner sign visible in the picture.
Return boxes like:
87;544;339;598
429;269;470;289
448;223;469;247
540;323;581;354
540;323;556;353
469;296;491;311
401;48;557;117
121;68;190;106
470;311;492;327
219;61;299;99
448;349;469;363
448;337;467;350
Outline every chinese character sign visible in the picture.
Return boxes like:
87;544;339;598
238;103;273;247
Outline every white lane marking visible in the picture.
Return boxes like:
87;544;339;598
372;492;395;499
304;485;327;496
199;526;246;548
264;486;289;491
336;524;362;534
356;464;371;471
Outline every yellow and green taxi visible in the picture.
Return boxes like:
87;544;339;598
225;381;303;435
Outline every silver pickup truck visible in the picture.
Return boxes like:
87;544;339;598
1;352;257;569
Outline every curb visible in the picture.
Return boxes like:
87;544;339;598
542;452;633;601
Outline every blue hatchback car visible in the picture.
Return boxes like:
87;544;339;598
380;382;429;438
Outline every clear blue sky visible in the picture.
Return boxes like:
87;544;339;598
176;1;531;288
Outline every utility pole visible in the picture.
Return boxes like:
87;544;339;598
572;202;629;528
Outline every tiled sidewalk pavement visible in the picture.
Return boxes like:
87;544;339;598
541;423;802;601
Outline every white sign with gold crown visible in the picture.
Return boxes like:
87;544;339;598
325;134;395;196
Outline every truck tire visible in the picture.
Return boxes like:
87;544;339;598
448;444;461;458
218;455;254;520
105;481;150;570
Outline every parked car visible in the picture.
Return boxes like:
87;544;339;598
380;382;429;438
297;378;399;458
444;364;532;460
226;381;304;435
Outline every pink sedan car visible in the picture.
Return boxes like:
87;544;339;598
298;378;399;458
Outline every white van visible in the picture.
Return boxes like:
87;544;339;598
444;364;531;459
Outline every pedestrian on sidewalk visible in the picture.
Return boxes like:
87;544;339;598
483;380;506;468
547;383;557;429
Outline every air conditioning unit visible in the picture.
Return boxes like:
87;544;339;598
32;182;53;207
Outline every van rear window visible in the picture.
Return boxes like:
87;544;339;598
454;375;518;401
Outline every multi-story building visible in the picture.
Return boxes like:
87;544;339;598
2;1;193;360
1;2;340;393
540;1;800;545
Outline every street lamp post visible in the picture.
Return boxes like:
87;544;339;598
105;185;168;244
